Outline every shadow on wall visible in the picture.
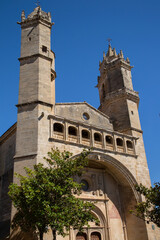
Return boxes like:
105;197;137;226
4;227;38;240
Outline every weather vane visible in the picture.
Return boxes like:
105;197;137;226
107;38;112;46
35;0;40;7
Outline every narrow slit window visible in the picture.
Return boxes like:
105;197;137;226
42;45;47;52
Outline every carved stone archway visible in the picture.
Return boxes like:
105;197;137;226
72;152;148;240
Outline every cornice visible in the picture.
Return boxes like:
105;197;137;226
120;127;143;134
17;17;54;29
100;88;139;105
49;137;138;158
18;53;53;62
14;153;37;161
99;58;133;73
0;122;17;145
16;100;53;108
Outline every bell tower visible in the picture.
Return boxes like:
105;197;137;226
18;7;55;106
97;44;141;135
15;7;56;161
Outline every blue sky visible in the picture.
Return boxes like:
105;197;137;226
0;0;160;184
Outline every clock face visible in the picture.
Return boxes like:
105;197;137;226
81;179;89;191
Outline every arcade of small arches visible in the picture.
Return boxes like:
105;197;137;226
50;120;136;156
72;206;106;240
76;231;101;240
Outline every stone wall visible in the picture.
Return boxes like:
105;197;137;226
0;125;16;239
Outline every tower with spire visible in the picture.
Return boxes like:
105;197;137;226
0;5;159;240
15;6;56;177
97;44;141;136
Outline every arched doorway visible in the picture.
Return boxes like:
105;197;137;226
72;152;149;240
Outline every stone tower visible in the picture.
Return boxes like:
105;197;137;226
97;44;141;135
0;6;160;240
15;7;56;169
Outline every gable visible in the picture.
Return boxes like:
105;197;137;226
55;102;113;131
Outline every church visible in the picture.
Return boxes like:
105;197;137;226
0;6;159;240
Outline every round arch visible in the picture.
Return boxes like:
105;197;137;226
74;206;106;240
73;151;140;202
91;205;106;227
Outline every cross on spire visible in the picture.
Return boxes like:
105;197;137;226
107;38;112;46
35;0;40;7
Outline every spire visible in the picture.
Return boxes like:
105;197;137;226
126;57;130;64
106;44;114;57
19;6;53;26
21;10;25;22
113;48;117;57
37;6;42;17
35;0;40;7
103;51;106;60
119;50;124;58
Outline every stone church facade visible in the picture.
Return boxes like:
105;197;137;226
0;6;159;240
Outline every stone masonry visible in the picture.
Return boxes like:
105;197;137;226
0;6;160;240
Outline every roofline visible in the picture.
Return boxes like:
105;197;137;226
55;102;111;120
0;122;17;145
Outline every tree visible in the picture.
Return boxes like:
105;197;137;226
131;183;160;227
8;149;98;240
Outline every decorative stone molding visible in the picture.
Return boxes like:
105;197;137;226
49;115;137;157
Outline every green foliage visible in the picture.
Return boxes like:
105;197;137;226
8;149;98;240
131;183;160;227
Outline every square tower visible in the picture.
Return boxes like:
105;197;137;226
97;45;141;136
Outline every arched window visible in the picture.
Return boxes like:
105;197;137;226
91;232;101;240
76;233;87;240
53;123;64;133
68;126;77;136
82;130;90;139
116;138;123;147
94;133;102;142
126;140;133;149
106;135;113;144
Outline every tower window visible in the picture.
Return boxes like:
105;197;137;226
126;140;133;149
106;135;113;144
102;84;105;99
82;130;90;139
29;37;31;41
94;132;102;142
116;138;123;147
42;45;47;52
68;126;77;136
53;123;64;133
